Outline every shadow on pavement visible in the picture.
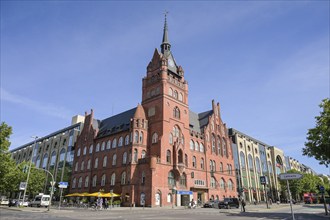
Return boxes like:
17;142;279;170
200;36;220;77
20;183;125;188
225;211;329;219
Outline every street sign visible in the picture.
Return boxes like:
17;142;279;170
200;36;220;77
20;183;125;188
319;186;325;193
279;173;303;180
260;176;268;185
58;182;68;188
19;182;27;190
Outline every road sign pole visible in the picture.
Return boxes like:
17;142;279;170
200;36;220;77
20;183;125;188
264;184;269;209
58;188;63;210
287;180;295;220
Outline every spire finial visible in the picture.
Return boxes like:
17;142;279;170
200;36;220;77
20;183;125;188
161;10;171;54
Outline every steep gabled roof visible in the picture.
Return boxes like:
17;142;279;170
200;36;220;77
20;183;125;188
97;108;136;138
189;110;213;134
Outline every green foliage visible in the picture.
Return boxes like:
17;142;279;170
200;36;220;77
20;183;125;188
279;169;303;200
0;122;13;195
303;98;330;167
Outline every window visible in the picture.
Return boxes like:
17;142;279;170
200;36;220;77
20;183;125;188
121;172;126;184
101;174;106;186
173;107;180;119
42;153;48;169
141;171;145;184
96;144;100;152
228;179;233;191
168;171;175;186
169;133;173;145
83;146;87;155
122;152;127;164
133;149;138;162
152;133;158;144
180;173;186;186
201;158;204;169
169;88;173;96
87;159;91;170
194;142;199;151
50;151;56;166
92;175;97;187
112;138;117;148
106;140;111;149
220;178;225;189
210;177;216;188
256;157;261;174
94;158;98;168
134;131;139;143
81;161;85;171
59;148;66;162
166;150;171;163
110;173;116;186
141;150;146;159
248;154;254;171
178;93;183;101
174;90;178;99
200;143;204;153
167;193;172;203
112;154;117;166
84;176;89;187
222;138;227;157
72;178;76;188
89;145;93;154
190;140;194;150
103;156;107;167
77;148;81;157
240;152;246;168
78;177;82;188
118;137;123;147
35;156;41;168
125;135;130;145
212;135;216;153
101;142;105;151
192;156;196;168
75;162;78;171
139;132;143;144
217;137;221;155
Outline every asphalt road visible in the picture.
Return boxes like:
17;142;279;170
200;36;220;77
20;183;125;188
0;203;329;220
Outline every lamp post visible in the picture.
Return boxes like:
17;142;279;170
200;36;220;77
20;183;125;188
171;186;176;209
22;136;38;205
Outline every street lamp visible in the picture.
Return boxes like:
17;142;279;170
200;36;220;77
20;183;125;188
22;136;38;205
171;186;176;209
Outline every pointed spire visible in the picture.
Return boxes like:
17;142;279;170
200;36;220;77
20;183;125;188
161;11;171;54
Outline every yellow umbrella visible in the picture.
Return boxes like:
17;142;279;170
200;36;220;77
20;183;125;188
65;193;83;197
87;192;121;197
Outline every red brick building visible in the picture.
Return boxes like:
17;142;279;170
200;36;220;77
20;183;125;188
70;16;236;207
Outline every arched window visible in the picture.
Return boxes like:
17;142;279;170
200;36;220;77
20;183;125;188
217;137;221;155
134;131;139;143
173;125;180;138
72;178;76;188
178;93;183;101
94;158;98;168
212;135;216;153
112;138;117;148
75;162;78;171
89;145;93;154
50;151;56;166
256;157;261;174
210;177;216;188
103;156;107;167
169;133;173;144
268;161;273;173
173;90;178;99
139;132;143;144
190;140;194;150
83;146;87;155
81;161;84;171
169;87;173;96
77;148;81;156
192;156;196;168
228;179;233;191
122;152;127;164
112;154;117;166
222;138;227;157
110;173;116;186
240;152;246;168
78;177;82;188
195;142;199;151
121;172;126;185
141;150;146;159
96;144;100;152
220;178;225;189
141;171;146;184
101;174;106;186
125;135;130;145
59;148;65;162
92;175;97;187
42;153;48;169
87;159;91;170
36;156;41;168
168;171;175;186
200;143;204;153
133;149;138;162
152;133;158;144
180;173;187;186
166;150;171;163
173;107;180;119
101;142;105;151
201;158;204;169
84;176;89;187
106;140;111;149
248;154;254;171
118;137;123;147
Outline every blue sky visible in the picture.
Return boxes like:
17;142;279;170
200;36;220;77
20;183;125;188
1;1;329;174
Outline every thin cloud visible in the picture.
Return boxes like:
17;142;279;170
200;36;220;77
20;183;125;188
1;88;72;120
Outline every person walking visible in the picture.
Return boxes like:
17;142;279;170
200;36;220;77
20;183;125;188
241;199;246;212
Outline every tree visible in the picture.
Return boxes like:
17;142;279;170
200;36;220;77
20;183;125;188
303;98;330;167
0;122;13;195
279;169;303;200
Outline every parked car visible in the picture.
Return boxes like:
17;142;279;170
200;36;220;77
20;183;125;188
0;198;9;205
18;200;30;207
8;199;18;207
218;198;239;209
203;200;215;208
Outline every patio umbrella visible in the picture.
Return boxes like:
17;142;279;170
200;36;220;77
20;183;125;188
87;192;121;197
65;193;83;197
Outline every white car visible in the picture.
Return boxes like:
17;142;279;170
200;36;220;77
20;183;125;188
18;201;30;207
0;199;9;205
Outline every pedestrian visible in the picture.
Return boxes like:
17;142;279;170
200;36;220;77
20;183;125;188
241;199;246;212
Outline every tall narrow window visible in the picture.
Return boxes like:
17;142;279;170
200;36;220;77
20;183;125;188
103;156;107;167
101;174;106;186
190;140;194;150
168;171;175;186
101;142;105;151
111;173;116;186
87;159;91;170
96;144;100;152
152;133;158;144
201;158;204;169
78;177;82;188
134;149;138;162
166;150;171;163
94;158;99;168
180;173;186;187
212;135;216;153
125;135;130;145
89;145;93;154
192;156;196;168
106;140;111;149
81;161;85;171
200;143;204;153
83;146;87;155
222;138;227;157
121;172;126;184
84;176;89;188
141;150;146;159
139;132;144;144
173;107;180;119
118;136;123;147
112;138;117;148
122;152;127;164
134;131;139;143
92;175;97;187
72;178;76;188
141;171;146;184
112;154;117;166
